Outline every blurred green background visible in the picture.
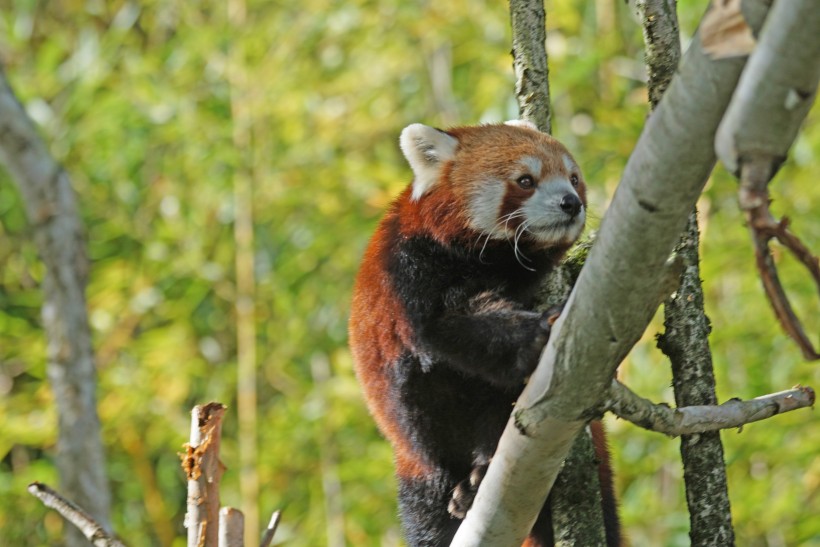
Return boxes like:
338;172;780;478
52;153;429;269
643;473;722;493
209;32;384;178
1;1;818;545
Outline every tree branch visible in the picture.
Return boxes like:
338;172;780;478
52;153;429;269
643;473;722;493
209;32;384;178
27;482;125;547
605;381;815;436
0;66;112;546
452;2;775;545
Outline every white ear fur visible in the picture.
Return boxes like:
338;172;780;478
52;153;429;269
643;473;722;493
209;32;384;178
504;119;540;132
400;123;458;201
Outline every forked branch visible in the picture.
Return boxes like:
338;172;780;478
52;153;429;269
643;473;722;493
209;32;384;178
714;0;820;360
739;159;820;360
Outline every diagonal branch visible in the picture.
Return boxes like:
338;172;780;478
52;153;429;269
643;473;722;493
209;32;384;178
28;482;125;547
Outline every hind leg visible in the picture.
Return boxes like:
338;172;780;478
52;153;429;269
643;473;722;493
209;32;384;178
448;458;489;519
398;470;462;547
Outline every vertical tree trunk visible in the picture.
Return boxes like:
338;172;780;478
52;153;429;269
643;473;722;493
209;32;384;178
0;68;111;546
508;1;608;543
227;0;261;541
510;0;552;134
658;219;736;545
637;0;736;543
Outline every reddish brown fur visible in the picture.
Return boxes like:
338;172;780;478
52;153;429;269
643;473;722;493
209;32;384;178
350;122;616;545
349;191;429;478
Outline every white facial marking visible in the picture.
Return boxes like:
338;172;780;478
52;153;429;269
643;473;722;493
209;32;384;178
519;156;542;179
562;154;576;174
467;178;506;236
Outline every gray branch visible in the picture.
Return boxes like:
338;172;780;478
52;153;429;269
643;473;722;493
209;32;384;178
259;510;282;547
0;67;112;545
606;381;815;436
451;2;778;545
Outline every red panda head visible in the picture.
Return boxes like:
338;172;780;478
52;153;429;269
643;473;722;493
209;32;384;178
399;121;586;251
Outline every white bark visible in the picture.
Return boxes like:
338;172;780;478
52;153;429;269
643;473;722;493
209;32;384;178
452;2;774;545
0;67;112;545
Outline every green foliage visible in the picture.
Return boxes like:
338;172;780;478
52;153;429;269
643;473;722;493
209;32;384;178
0;0;818;545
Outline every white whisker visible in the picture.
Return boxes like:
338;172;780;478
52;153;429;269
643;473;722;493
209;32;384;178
513;219;536;271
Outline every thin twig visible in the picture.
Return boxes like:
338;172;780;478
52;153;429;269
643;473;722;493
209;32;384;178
259;510;282;547
27;482;126;547
740;159;820;361
605;380;815;436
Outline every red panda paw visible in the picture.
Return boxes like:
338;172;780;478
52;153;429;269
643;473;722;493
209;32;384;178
539;303;566;329
513;310;560;381
447;462;489;519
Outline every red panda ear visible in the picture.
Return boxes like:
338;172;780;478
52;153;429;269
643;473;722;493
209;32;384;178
400;123;458;201
504;119;540;132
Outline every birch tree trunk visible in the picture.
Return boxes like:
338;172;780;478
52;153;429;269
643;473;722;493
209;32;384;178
0;67;111;546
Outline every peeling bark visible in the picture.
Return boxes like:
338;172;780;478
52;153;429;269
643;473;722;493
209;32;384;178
183;403;227;547
715;0;820;361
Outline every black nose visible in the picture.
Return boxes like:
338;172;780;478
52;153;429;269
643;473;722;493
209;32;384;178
559;193;582;218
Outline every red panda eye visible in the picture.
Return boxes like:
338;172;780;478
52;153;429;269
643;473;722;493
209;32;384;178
516;175;535;190
570;174;580;187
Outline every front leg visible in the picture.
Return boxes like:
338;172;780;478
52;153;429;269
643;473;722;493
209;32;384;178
418;296;563;387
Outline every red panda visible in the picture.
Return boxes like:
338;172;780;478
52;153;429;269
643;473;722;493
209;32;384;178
349;121;619;546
